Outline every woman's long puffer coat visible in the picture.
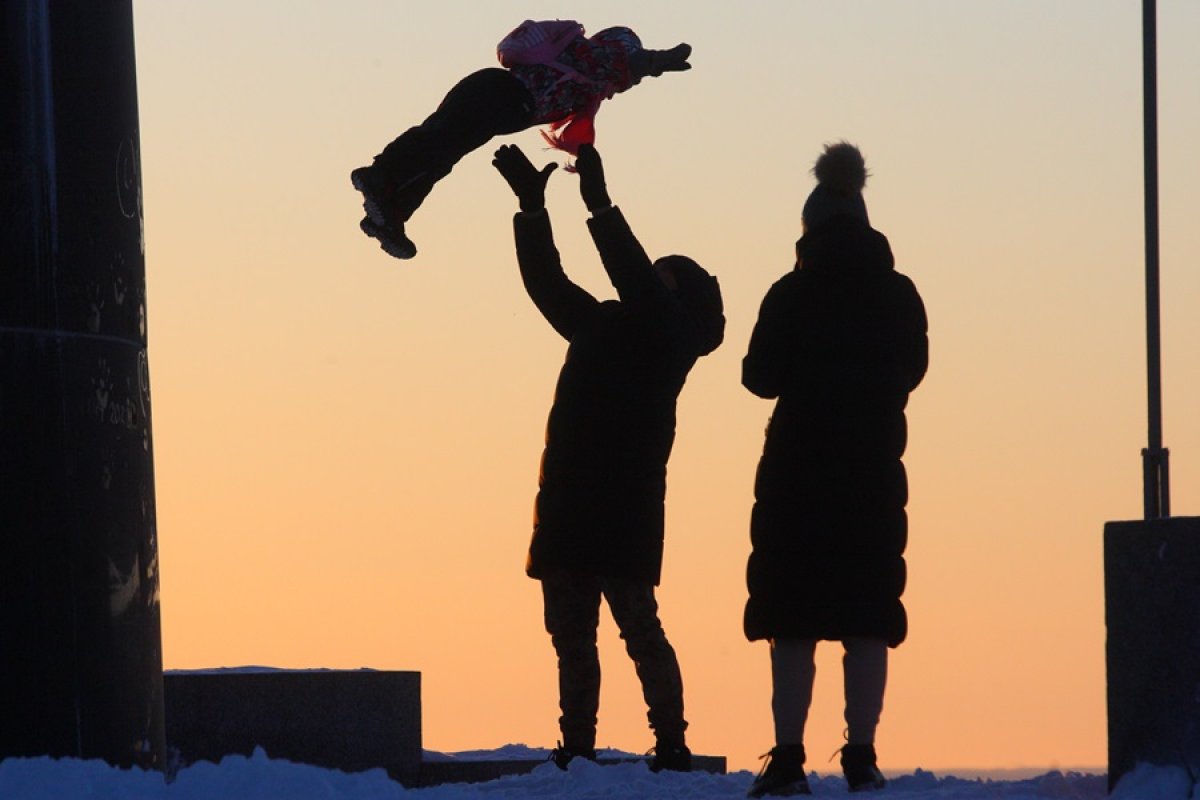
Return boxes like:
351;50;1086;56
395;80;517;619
742;216;927;646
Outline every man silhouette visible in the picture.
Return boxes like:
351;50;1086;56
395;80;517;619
493;142;724;773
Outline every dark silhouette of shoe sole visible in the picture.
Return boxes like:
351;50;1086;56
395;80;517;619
359;216;416;260
351;167;390;228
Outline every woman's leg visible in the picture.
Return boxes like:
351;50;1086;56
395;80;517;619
770;638;817;747
842;636;888;745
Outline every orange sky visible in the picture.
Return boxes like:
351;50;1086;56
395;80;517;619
132;1;1199;773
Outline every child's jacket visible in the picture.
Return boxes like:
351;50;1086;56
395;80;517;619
510;27;641;155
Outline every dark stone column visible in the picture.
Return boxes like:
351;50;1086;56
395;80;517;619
0;0;165;768
1105;517;1200;791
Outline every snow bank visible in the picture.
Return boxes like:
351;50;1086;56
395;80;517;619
2;746;1178;799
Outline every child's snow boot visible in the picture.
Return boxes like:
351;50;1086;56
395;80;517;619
359;216;416;261
351;165;418;260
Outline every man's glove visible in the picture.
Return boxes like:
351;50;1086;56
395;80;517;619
574;144;612;212
492;144;556;213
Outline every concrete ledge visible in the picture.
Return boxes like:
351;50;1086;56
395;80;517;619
419;754;727;787
164;668;420;787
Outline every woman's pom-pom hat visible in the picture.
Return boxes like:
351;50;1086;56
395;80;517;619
801;141;871;230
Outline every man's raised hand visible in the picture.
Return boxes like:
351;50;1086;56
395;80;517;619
574;144;612;213
493;144;557;213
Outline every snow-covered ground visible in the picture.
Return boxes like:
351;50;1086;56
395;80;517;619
0;745;1189;799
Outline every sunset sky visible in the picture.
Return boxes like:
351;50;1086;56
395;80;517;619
130;1;1199;774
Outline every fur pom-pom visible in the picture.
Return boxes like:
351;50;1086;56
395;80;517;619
812;141;868;196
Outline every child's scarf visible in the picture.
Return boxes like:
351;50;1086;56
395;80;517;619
540;95;603;167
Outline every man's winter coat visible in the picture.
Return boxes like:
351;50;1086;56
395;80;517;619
514;207;722;586
742;216;927;646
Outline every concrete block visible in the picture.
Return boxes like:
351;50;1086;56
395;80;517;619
164;668;420;787
1105;517;1200;790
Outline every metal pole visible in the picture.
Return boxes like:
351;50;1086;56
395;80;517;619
1141;0;1169;519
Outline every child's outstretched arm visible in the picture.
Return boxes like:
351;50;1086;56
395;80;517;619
628;43;691;83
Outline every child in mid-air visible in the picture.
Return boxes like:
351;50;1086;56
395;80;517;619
351;20;692;260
